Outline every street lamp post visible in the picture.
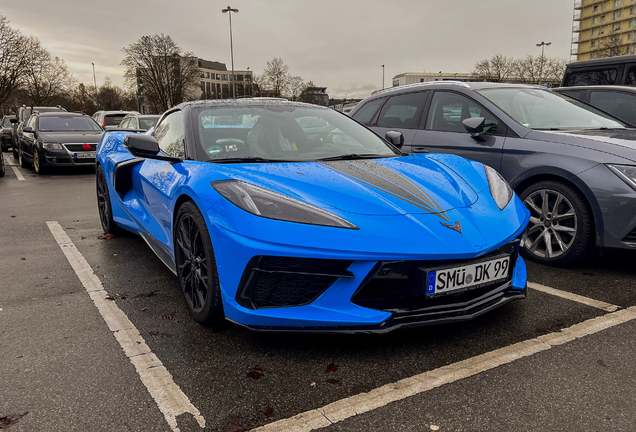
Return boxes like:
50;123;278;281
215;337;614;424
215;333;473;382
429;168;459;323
382;64;385;89
536;41;551;84
92;62;98;108
222;6;239;99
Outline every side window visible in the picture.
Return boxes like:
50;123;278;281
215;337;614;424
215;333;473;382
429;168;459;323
425;92;500;135
590;90;636;124
376;92;426;129
556;90;584;101
626;67;636;85
565;69;618;86
131;118;138;129
119;118;130;129
154;111;185;159
351;99;384;125
27;116;36;129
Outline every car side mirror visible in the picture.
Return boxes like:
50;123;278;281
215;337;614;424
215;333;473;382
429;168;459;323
463;117;486;140
123;133;181;163
23;127;35;133
385;131;404;149
10;118;18;124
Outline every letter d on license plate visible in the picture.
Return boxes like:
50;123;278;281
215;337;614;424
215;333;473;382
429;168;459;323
426;255;511;297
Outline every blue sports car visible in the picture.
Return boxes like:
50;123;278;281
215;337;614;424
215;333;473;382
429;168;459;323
95;99;530;333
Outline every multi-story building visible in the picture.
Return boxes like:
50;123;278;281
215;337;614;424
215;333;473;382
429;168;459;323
198;59;253;99
572;0;636;60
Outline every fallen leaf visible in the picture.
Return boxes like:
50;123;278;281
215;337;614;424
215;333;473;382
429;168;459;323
141;308;147;312
247;370;264;380
81;236;87;240
264;406;274;418
10;215;16;218
220;416;242;432
20;257;25;261
430;426;440;431
161;311;176;320
325;363;338;374
310;382;316;388
16;355;23;358
326;378;341;385
114;293;126;300
73;220;80;222
0;412;29;428
597;359;609;367
105;296;115;301
98;232;114;240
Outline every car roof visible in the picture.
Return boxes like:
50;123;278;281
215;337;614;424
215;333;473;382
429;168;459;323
565;54;636;68
173;98;325;111
35;112;89;117
366;81;548;99
553;85;636;92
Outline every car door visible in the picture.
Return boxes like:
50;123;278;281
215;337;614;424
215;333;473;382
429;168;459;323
413;90;507;171
20;116;37;158
136;110;187;256
369;91;428;151
588;89;636;126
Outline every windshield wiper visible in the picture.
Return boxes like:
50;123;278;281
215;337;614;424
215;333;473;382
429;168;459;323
208;156;297;164
317;153;391;161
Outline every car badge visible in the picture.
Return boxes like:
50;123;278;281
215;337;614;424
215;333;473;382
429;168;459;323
440;220;462;234
82;144;91;150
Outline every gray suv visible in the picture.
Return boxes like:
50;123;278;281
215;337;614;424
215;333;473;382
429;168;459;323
350;81;636;265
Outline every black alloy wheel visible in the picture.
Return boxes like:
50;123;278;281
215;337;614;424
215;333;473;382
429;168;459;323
520;180;593;265
0;151;5;177
18;147;30;168
12;140;18;160
174;201;224;327
96;165;124;235
33;149;45;174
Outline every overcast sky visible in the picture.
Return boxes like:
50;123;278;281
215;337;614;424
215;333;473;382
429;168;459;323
3;0;575;99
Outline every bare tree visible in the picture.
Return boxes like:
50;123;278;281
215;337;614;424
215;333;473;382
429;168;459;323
121;34;199;113
597;36;629;58
473;54;515;82
0;15;32;109
285;75;306;101
262;57;289;97
22;41;75;105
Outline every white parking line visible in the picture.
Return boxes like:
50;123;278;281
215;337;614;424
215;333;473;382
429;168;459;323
46;221;205;432
528;282;619;312
4;155;17;166
10;166;25;181
251;308;636;432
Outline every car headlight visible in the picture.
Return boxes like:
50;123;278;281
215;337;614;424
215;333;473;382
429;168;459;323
484;165;513;210
212;180;358;229
607;164;636;191
42;142;62;150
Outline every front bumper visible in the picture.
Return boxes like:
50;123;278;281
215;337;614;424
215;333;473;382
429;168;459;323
39;143;97;167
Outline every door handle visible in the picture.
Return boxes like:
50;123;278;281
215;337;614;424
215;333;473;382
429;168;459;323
412;146;429;153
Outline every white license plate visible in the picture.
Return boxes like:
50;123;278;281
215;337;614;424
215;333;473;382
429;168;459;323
425;255;511;297
74;152;96;159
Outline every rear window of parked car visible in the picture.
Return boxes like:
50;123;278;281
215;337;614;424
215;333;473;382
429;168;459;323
105;115;127;126
565;69;618;86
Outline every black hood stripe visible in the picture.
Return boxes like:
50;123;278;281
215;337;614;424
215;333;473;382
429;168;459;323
320;160;451;221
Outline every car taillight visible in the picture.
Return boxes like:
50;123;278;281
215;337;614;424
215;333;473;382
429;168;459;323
102;118;107;127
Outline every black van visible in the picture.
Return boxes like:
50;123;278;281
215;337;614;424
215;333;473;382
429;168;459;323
561;54;636;87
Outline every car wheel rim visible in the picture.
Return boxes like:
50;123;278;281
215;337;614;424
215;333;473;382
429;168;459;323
522;189;577;259
96;171;109;229
175;214;209;314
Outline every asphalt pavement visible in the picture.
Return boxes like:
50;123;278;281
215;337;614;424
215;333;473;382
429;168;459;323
1;156;636;432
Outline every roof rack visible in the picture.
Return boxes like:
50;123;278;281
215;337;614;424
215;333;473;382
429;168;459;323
375;80;471;96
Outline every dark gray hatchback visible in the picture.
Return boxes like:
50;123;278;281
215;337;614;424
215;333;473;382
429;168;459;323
350;81;636;265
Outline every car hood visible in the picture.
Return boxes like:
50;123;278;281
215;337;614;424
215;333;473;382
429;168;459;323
38;131;103;144
209;156;482;216
529;128;636;162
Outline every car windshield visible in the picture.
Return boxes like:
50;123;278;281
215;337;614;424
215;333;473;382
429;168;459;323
139;117;159;130
2;117;13;127
476;87;626;130
38;116;102;131
193;104;400;162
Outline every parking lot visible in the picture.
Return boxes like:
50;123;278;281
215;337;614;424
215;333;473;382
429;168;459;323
2;159;636;432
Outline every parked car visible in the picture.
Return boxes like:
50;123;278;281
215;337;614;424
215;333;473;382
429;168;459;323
0;146;5;178
92;110;139;130
18;112;103;173
11;105;67;159
561;54;636;87
96;99;529;332
1;115;15;151
117;113;160;131
552;85;636;126
350;81;636;265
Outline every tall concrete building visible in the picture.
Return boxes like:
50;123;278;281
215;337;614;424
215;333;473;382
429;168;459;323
573;0;636;60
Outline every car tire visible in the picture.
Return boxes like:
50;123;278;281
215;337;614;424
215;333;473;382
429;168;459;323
96;165;125;235
33;149;46;174
519;180;593;266
174;201;225;327
12;141;18;160
18;147;30;168
0;151;5;177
